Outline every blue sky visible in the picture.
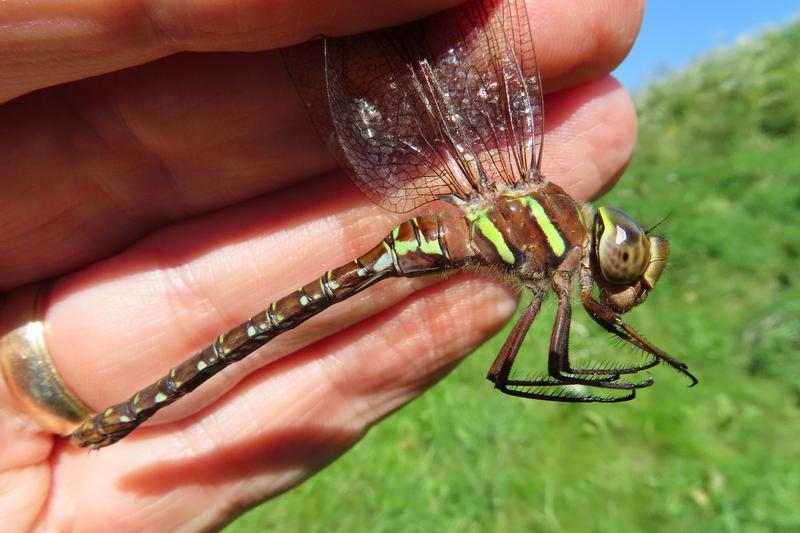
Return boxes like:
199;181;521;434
614;1;800;92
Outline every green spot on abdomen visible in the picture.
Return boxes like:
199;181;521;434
391;225;419;256
418;232;443;256
372;245;394;272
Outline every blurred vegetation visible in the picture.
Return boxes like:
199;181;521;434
231;19;800;532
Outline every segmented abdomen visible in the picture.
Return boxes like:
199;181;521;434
69;215;463;449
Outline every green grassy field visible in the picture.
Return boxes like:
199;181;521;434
230;20;800;532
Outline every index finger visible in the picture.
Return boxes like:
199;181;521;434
0;0;641;103
0;0;462;103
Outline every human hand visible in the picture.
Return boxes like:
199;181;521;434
0;0;642;530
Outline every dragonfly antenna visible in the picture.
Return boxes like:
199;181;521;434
645;213;671;234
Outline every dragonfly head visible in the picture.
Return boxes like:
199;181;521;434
590;207;669;313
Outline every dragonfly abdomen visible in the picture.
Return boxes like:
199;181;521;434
69;216;467;448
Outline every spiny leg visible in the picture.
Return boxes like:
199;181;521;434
486;288;638;403
548;274;656;385
486;287;545;386
579;270;698;386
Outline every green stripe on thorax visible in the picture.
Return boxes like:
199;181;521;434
466;208;516;265
515;196;566;256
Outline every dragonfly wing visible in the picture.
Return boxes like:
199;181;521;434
419;0;545;189
283;0;544;213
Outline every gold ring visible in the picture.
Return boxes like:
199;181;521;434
0;283;93;435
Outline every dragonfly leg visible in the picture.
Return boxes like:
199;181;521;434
548;274;658;382
486;287;545;387
486;286;642;403
545;274;653;390
580;269;698;386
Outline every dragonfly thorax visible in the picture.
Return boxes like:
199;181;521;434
462;181;588;279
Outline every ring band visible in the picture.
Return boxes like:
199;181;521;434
0;283;93;435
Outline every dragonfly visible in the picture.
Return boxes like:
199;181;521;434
70;0;696;449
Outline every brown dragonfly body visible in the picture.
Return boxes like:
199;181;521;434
70;0;695;449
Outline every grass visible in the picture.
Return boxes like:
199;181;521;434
229;19;800;532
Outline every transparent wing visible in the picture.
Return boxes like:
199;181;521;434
283;0;544;213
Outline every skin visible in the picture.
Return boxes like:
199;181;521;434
0;0;644;530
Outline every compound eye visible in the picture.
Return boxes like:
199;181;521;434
594;207;650;285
